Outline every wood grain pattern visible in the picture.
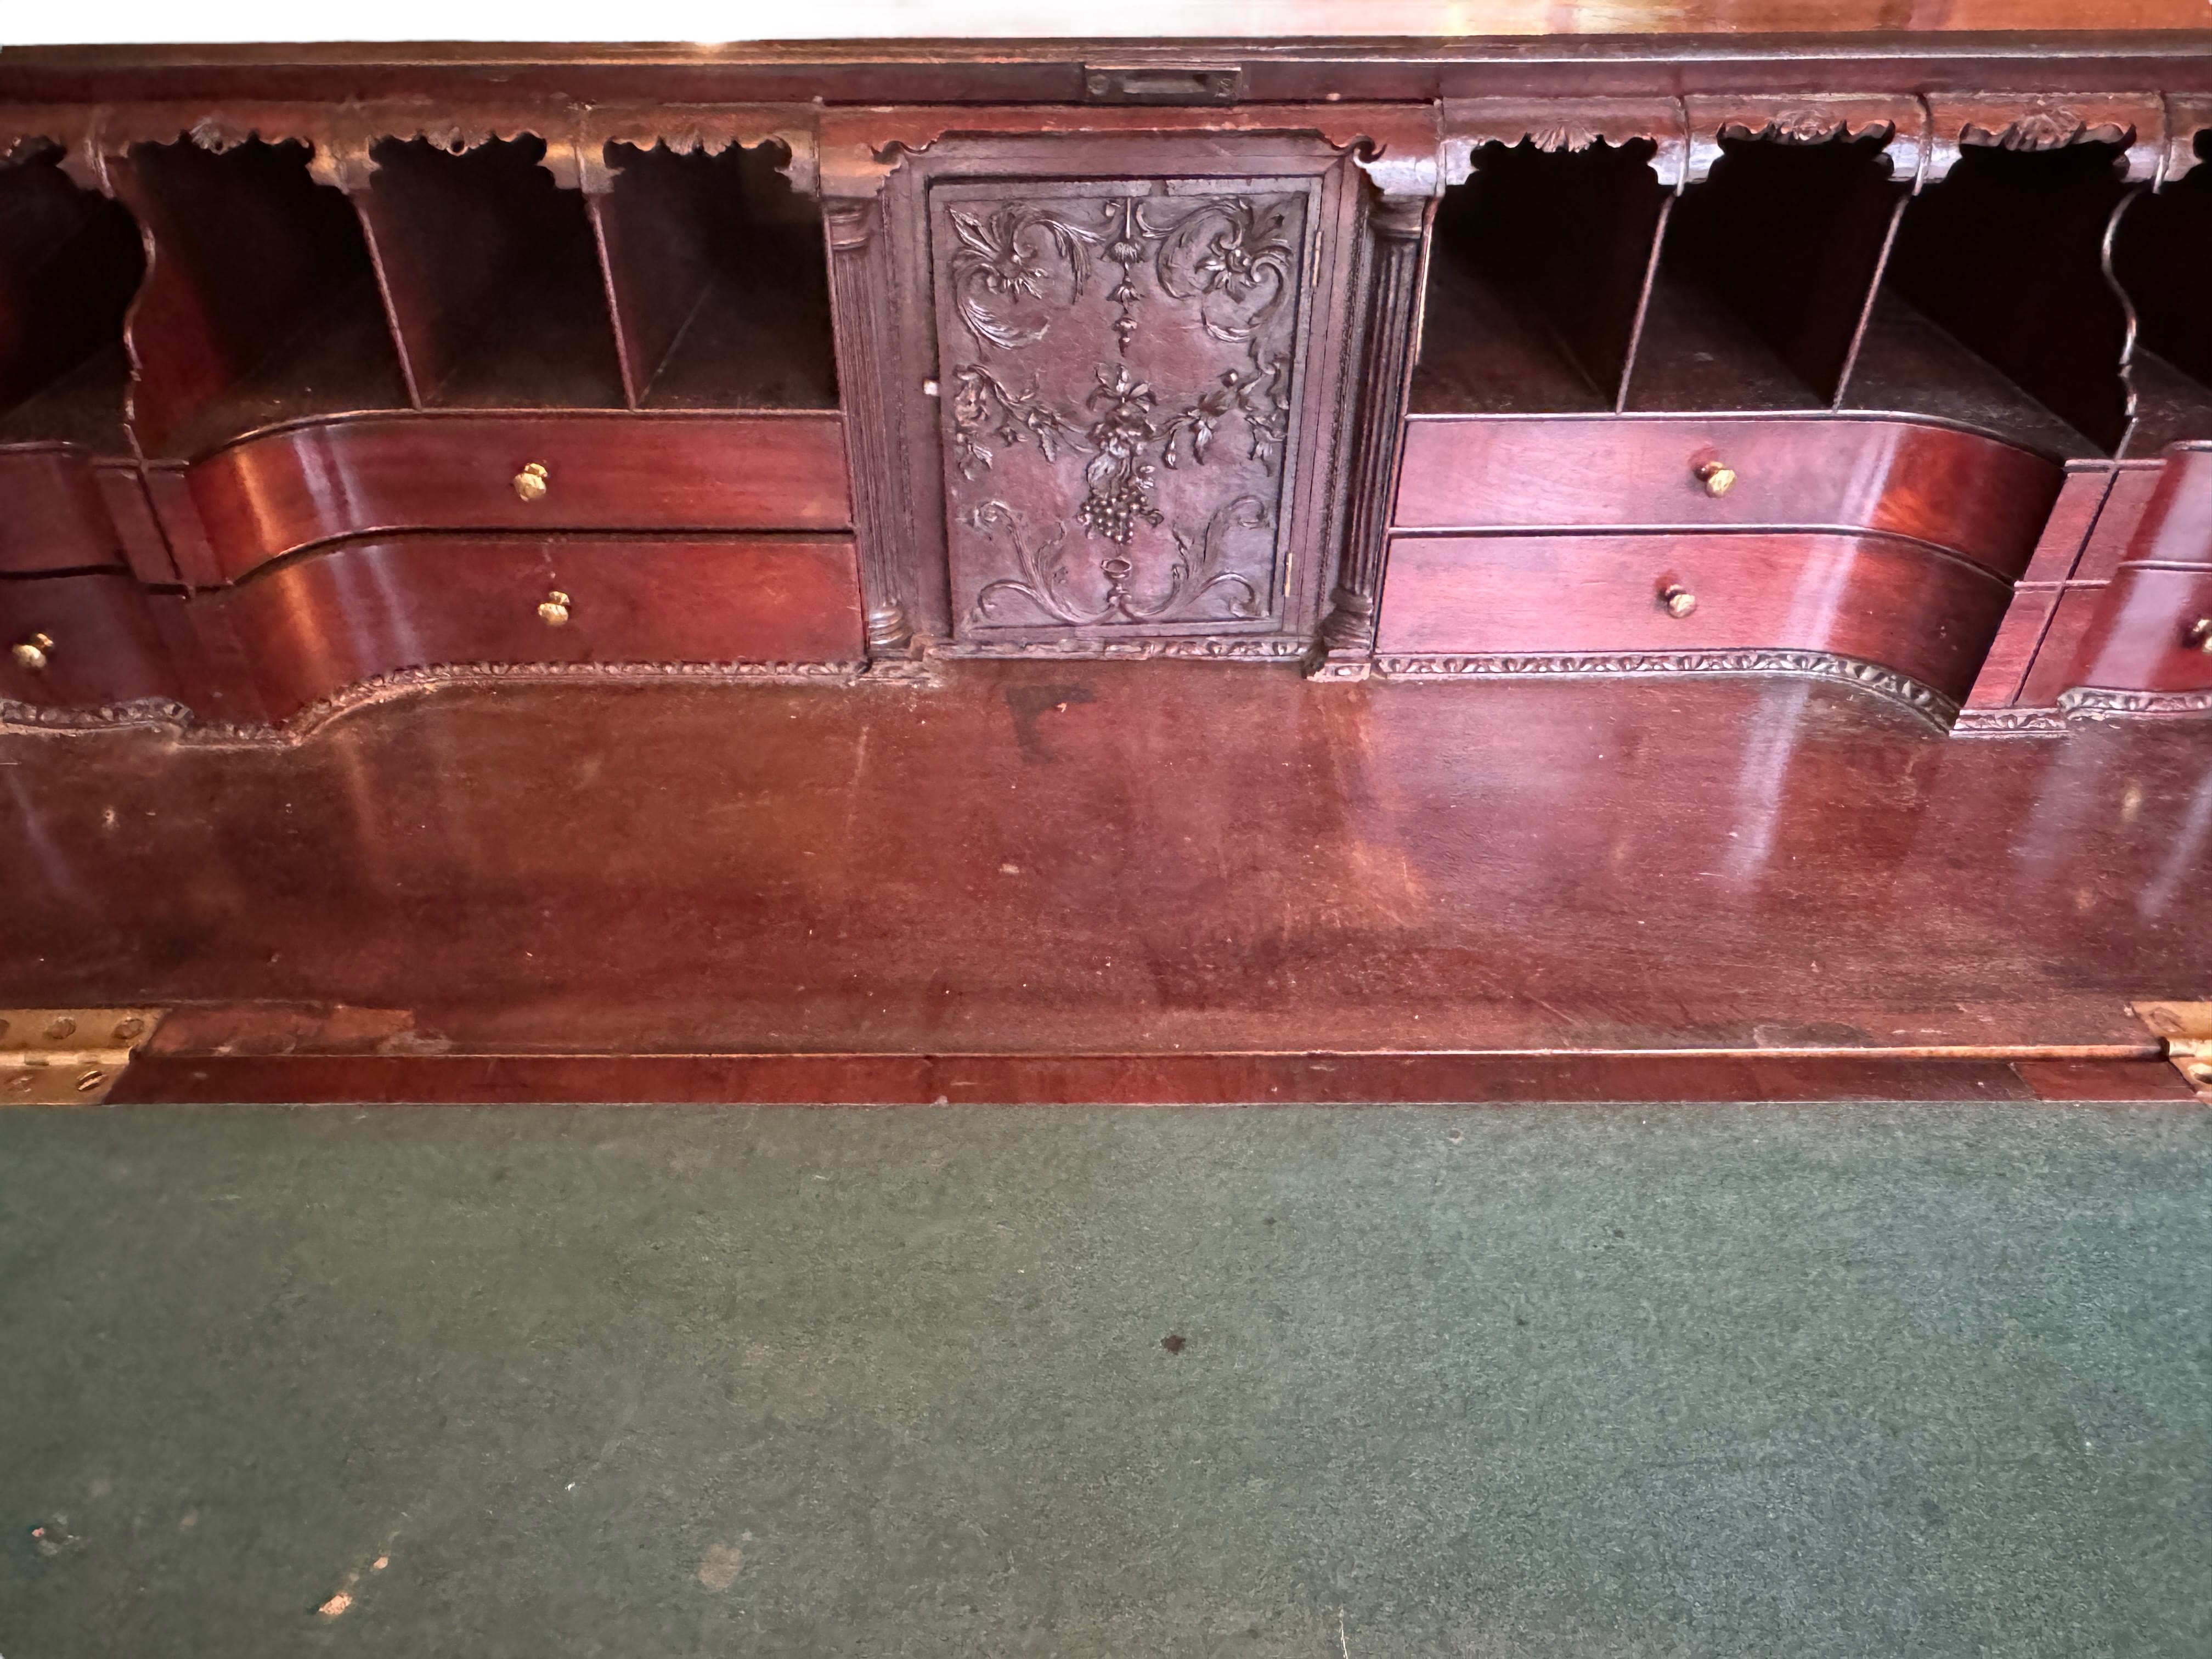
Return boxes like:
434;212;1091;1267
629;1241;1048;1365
5;660;2208;1100
191;534;866;723
171;411;852;580
1375;529;2014;705
0;570;182;707
2070;566;2212;693
0;447;129;574
2115;443;2212;567
1395;415;2062;578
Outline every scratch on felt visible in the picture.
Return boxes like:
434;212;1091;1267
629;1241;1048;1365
1339;1606;1351;1658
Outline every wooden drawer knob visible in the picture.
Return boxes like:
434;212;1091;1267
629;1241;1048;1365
11;631;54;670
2189;617;2212;654
538;590;572;627
1696;460;1736;497
513;462;550;503
1661;585;1697;619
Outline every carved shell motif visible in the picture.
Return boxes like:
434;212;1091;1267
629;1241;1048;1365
1769;108;1843;143
2000;108;2087;151
1528;124;1601;154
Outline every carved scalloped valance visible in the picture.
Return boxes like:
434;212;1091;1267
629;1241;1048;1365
1922;93;2165;184
1441;99;1688;190
816;103;1444;202
1681;94;1926;185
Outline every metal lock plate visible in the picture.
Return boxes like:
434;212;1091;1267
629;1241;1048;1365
0;1008;163;1105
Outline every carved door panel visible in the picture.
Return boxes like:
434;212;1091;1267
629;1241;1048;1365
930;177;1319;649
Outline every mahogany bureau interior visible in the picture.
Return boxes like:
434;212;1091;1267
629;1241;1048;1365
3;35;2211;1104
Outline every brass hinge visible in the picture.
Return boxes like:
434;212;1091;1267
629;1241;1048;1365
2132;1001;2212;1102
0;1008;163;1105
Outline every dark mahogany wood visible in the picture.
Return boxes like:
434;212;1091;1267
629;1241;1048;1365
1629;131;1906;411
2069;566;2212;695
0;447;129;574
168;411;853;580
917;139;1363;654
0;144;141;454
590;140;836;411
2114;442;2212;566
110;136;407;458
1417;134;1671;414
3;64;2211;739
0;570;183;707
1375;529;2014;708
355;134;623;410
182;534;866;723
1882;140;2137;455
1393;414;2061;577
1959;464;2114;715
3;662;2207;1102
104;1051;2194;1109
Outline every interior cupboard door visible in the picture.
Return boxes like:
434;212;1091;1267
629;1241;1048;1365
930;177;1321;648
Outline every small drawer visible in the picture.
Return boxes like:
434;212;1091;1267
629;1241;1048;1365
175;412;854;582
0;445;132;575
1376;531;2014;706
206;534;868;724
2114;444;2212;571
0;572;184;708
2069;567;2212;695
1394;415;2061;579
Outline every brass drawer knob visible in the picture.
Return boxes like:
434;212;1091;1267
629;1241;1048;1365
2189;617;2212;653
12;632;54;671
1696;460;1737;497
1661;585;1697;619
513;461;550;503
538;590;572;628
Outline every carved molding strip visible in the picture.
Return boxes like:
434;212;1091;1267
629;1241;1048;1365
1922;94;2165;184
44;100;803;195
1372;649;1959;727
1950;704;2070;736
577;104;817;196
2059;685;2212;719
818;103;1440;201
0;661;870;749
932;635;1307;661
1442;98;1689;190
1683;94;1926;185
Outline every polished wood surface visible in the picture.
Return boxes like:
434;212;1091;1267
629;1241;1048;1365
2073;566;2212;693
1;663;2203;1101
1375;529;2012;706
191;534;867;723
1394;415;2060;576
0;570;182;707
174;411;853;579
0;447;130;574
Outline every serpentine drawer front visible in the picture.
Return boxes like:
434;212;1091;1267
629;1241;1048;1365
5;67;2212;736
162;413;854;582
1375;531;2014;713
2070;568;2212;696
0;572;183;708
1393;416;2062;579
0;447;145;575
192;535;869;724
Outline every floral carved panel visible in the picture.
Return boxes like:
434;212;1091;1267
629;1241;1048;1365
930;177;1316;640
